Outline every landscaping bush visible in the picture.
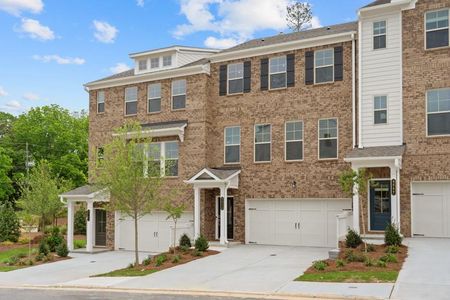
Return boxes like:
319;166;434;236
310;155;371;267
344;249;365;262
172;255;181;264
0;204;21;243
4;255;19;265
35;253;44;261
380;253;398;263
377;260;387;268
74;239;86;249
74;208;87;235
194;235;209;252
313;260;328;271
45;226;64;252
39;240;50;256
345;229;363;248
179;233;191;248
367;243;376;252
180;245;190;252
154;254;167;267
59;225;67;235
56;242;69;257
192;249;202;257
336;259;346;268
142;256;152;266
386;245;399;254
364;257;375;267
384;223;402;246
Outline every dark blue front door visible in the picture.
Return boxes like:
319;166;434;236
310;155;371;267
370;180;391;231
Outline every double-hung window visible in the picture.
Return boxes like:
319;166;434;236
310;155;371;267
318;118;338;159
224;126;240;164
125;87;138;115
138;59;147;71
97;91;105;113
373;21;387;49
315;49;334;84
148;83;161;113
163;55;172;67
227;63;244;94
374;96;388;124
254;124;271;162
172;79;186;110
285;121;303;161
165;142;179;176
146;143;162;177
269;56;287;89
150;57;159;69
427;88;450;136
425;9;449;49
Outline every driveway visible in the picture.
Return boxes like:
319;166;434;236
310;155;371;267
392;238;450;300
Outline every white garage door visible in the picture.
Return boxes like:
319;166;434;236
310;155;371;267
117;211;193;253
246;199;351;248
412;182;450;238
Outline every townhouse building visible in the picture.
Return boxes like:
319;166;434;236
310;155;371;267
60;0;450;253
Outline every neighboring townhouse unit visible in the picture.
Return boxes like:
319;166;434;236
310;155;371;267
60;0;450;253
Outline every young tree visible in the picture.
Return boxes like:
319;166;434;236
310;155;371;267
286;1;313;32
339;168;372;252
164;202;185;254
95;122;171;266
20;213;39;261
17;160;66;230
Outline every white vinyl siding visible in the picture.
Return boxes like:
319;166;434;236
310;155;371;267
360;12;402;147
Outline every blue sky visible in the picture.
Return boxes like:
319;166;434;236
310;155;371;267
0;0;371;115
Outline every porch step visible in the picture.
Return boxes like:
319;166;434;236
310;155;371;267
361;234;385;245
70;247;110;254
208;241;242;248
329;248;340;259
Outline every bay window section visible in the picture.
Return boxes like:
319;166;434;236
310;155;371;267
269;56;287;89
315;49;334;84
254;124;271;162
427;88;450;136
285;121;303;161
125;87;138;115
148;83;161;113
227;63;244;94
224;126;240;164
319;118;338;159
425;9;449;49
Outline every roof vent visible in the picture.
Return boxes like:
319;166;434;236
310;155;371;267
261;38;265;42
327;27;331;30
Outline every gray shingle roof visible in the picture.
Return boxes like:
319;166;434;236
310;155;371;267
345;145;405;159
220;22;357;54
363;0;391;8
60;185;99;197
206;168;240;180
141;120;188;131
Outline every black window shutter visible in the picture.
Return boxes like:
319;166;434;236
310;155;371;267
219;65;227;96
260;58;268;91
286;54;295;87
305;51;314;85
334;46;343;81
243;61;251;93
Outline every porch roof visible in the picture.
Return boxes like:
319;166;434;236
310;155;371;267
185;167;241;188
345;145;405;161
59;185;107;201
112;120;188;142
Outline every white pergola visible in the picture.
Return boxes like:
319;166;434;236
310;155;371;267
185;168;240;245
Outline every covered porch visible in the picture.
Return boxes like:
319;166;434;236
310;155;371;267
344;145;405;234
185;168;240;245
59;185;109;253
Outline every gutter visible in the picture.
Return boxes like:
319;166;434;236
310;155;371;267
357;20;363;149
351;32;356;148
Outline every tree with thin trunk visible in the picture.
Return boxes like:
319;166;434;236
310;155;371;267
286;1;313;32
339;168;372;252
95;122;171;266
20;213;39;262
164;202;185;254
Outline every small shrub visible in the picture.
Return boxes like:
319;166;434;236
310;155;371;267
45;226;64;252
172;255;181;264
345;229;363;248
26;259;34;266
180;245;190;252
38;240;50;256
18;237;31;245
56;242;69;257
377;260;387;268
142;256;152;266
127;263;134;269
0;204;21;243
0;241;14;246
154;254;167;267
4;255;19;265
179;233;191;248
74;208;87;235
194;235;209;252
313;260;328;271
367;244;376;252
344;249;365;262
336;259;346;268
59;226;67;235
386;245;399;254
380;253;398;263
35;253;44;261
192;249;202;257
384;223;402;246
364;257;375;267
74;239;86;249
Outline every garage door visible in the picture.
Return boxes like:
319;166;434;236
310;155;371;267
412;182;450;238
117;211;193;253
246;199;351;248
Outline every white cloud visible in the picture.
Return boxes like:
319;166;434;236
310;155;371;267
93;20;118;43
33;54;85;65
0;0;43;16
136;0;144;7
109;63;130;74
23;92;40;101
0;86;7;97
310;16;321;29
2;100;24;112
19;18;55;41
204;36;239;49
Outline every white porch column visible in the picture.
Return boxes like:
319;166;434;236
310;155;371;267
194;186;201;240
67;200;74;251
219;185;228;244
390;165;400;228
352;167;360;233
86;200;94;252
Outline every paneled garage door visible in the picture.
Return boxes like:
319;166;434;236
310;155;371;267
246;199;351;248
117;212;193;253
412;182;450;238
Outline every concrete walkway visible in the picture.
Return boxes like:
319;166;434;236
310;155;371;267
391;238;450;300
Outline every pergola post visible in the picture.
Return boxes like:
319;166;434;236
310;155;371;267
86;200;94;252
67;200;74;251
219;185;228;245
352;166;360;233
194;186;201;240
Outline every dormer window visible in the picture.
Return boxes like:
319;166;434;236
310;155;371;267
138;59;147;71
163;55;172;67
151;57;159;69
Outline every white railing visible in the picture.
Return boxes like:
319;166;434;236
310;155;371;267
336;210;353;248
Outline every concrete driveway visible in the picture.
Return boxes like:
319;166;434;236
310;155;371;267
392;238;450;300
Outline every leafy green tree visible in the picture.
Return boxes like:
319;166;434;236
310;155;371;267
164;202;185;253
0;147;14;205
0;112;16;137
95;122;173;266
0;203;21;242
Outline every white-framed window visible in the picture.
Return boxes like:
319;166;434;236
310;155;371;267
163;55;172;67
224;126;240;164
318;118;338;159
150;57;160;69
97;90;105;113
125;86;138;115
139;142;179;177
138;59;147;71
269;56;287;89
427;88;450;136
254;124;271;162
227;63;244;94
315;49;334;84
171;79;186;110
146;143;162;177
374;96;388;124
373;20;387;49
425;9;449;49
164;141;179;177
148;83;161;113
285;121;303;161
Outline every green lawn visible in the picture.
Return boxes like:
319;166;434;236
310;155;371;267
93;268;158;277
296;271;399;283
0;247;35;272
0;265;22;272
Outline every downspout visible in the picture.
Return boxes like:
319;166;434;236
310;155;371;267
357;18;363;149
351;32;356;148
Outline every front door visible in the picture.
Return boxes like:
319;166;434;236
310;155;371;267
95;209;107;246
217;197;234;240
370;180;391;231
